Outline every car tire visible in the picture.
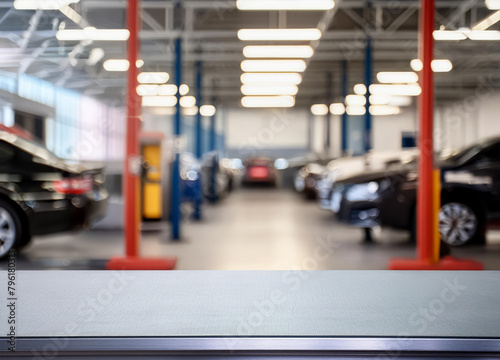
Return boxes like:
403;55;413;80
0;201;28;260
439;201;486;247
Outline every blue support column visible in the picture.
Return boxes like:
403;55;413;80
325;72;332;153
341;60;348;155
171;36;182;240
364;37;373;153
208;96;217;204
209;96;216;151
193;60;203;220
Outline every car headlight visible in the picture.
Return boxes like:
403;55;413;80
345;181;380;202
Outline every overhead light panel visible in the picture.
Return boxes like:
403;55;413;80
433;30;467;40
370;84;422;96
369;105;401;116
200;105;216;117
387;96;412;107
330;103;345;115
241;60;306;72
180;96;196;108
14;0;79;9
240;73;302;85
486;0;500;9
467;30;500;40
377;72;418;84
310;104;329;116
137;85;159;96
346;106;366;116
243;45;314;58
179;84;190;95
241;84;298;96
56;27;130;41
158;84;178;96
142;96;177;107
236;0;334;10
138;72;169;84
369;95;390;105
238;29;322;41
103;59;143;72
345;95;366;106
241;96;295;108
353;84;367;95
410;59;453;72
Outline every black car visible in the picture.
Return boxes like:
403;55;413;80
331;137;500;246
0;131;108;258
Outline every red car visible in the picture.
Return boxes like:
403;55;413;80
243;157;276;186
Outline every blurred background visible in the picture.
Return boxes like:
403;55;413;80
0;0;499;270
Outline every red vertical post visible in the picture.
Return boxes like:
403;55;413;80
125;0;140;257
417;0;434;263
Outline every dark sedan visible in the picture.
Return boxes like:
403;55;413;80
0;132;108;258
331;137;500;246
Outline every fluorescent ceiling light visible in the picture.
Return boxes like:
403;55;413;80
56;27;129;41
137;85;159;96
377;72;418;84
241;84;298;96
472;10;500;30
103;59;144;72
240;73;302;85
238;29;322;41
200;105;216;117
180;96;196;108
179;84;190;95
310;104;329;116
103;59;130;72
330;103;345;115
369;84;422;96
241;60;306;73
241;96;295;108
353;84;367;95
410;59;453;72
369;95;390;105
346;106;366;116
138;72;169;84
467;30;500;40
243;45;314;58
182;106;198;116
237;0;334;10
486;0;500;9
158;84;178;96
14;0;79;10
433;30;467;40
345;95;366;106
142;96;177;107
369;105;401;116
387;96;412;107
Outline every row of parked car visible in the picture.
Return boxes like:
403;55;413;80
293;137;500;247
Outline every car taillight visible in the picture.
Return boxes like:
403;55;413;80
53;177;93;195
249;166;269;178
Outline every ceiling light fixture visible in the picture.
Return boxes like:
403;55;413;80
241;60;307;72
467;29;500;40
237;0;335;10
137;85;159;96
180;96;196;108
310;104;329;116
200;105;216;117
330;103;346;115
137;72;169;84
158;84;178;96
241;96;295;108
410;59;453;72
353;84;367;95
345;95;367;106
376;72;418;84
238;29;322;41
240;73;303;85
369;105;401;116
486;0;500;9
179;84;190;95
369;84;422;96
346;106;366;116
433;30;467;41
241;84;299;96
103;59;144;71
56;27;130;41
142;96;177;107
243;45;314;58
14;0;79;10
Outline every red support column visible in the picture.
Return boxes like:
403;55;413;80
388;0;482;271
107;0;177;271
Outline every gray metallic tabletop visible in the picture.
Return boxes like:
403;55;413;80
1;270;500;357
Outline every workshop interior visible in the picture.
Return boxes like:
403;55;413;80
1;0;500;358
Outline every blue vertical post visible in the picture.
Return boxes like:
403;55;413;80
208;96;217;203
341;60;348;154
193;60;203;219
325;72;332;153
171;36;182;240
364;37;373;153
209;96;216;151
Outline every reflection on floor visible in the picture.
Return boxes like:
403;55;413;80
4;188;500;270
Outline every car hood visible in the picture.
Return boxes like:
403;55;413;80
336;166;415;185
34;157;104;175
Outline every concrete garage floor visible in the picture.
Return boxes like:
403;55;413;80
4;188;500;270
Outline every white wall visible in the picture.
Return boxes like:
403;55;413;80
372;107;417;151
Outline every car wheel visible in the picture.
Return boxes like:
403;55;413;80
439;202;484;246
0;201;25;259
